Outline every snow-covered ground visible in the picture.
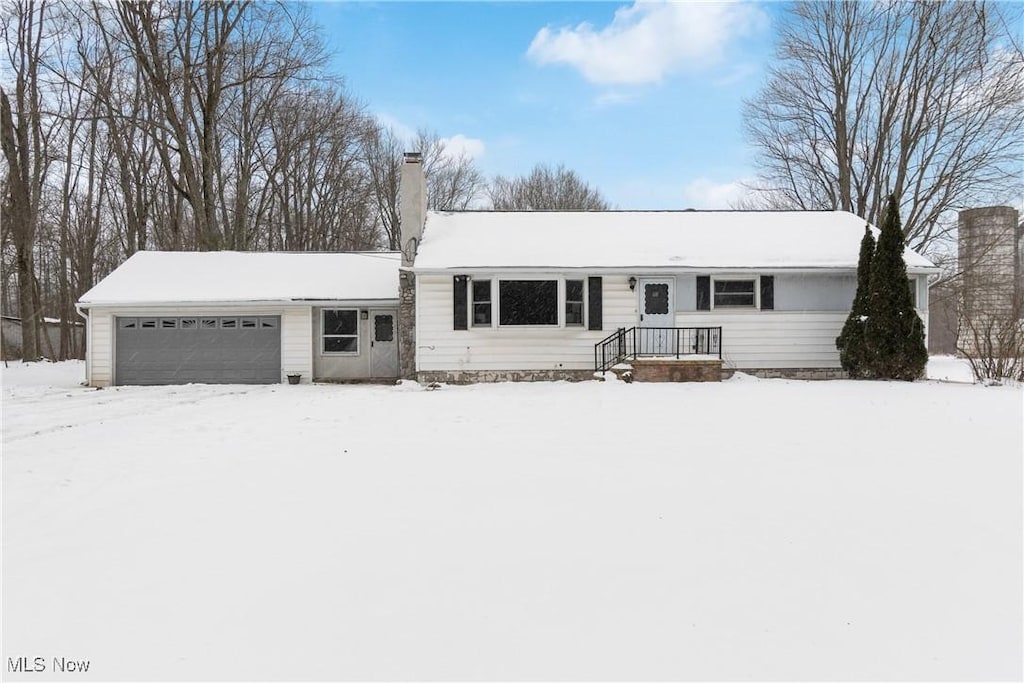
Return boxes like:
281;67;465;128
2;360;1021;681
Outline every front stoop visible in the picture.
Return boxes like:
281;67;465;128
623;357;723;382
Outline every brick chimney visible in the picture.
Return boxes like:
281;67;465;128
399;152;426;267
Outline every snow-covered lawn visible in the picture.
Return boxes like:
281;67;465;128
2;361;1021;681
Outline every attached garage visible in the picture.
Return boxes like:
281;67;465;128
115;315;281;385
77;251;401;387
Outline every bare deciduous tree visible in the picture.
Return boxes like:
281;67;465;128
1;0;56;359
743;1;1024;252
488;163;610;211
362;125;404;250
1;0;487;359
414;130;484;212
364;125;485;250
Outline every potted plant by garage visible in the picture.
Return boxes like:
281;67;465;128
286;373;301;385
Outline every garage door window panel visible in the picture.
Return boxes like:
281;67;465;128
323;309;359;354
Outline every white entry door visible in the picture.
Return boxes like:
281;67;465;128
638;278;674;354
369;310;399;378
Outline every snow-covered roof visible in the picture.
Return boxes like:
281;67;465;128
413;210;937;272
79;251;401;306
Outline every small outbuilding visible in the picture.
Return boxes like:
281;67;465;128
77;251;401;386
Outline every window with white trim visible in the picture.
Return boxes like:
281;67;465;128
713;279;756;308
907;277;918;308
472;279;492;326
322;309;359;353
499;280;558;326
565;279;584;326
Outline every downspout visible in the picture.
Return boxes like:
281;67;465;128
75;303;90;386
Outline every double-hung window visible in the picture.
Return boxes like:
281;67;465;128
713;279;757;308
565;279;584;326
907;277;918;308
472;279;492;326
323;309;358;353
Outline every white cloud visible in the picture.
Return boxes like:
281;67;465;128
682;177;752;209
374;114;486;161
527;1;767;85
374;113;417;144
440;134;486;161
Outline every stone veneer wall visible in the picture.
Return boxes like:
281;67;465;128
743;368;848;380
417;369;597;384
398;271;416;379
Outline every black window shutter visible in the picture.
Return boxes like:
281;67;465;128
760;275;774;310
453;275;467;330
588;276;603;330
696;276;710;310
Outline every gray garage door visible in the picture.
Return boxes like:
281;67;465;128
115;316;281;385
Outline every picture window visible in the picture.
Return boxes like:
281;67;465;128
499;280;558;326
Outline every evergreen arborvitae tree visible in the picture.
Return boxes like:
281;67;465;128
836;226;875;378
863;195;928;380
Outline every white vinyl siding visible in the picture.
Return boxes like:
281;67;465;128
676;311;847;369
280;307;313;381
84;304;314;386
677;273;859;313
773;274;856;312
416;274;635;371
87;312;113;386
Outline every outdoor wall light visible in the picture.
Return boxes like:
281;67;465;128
628;276;637;291
360;310;369;320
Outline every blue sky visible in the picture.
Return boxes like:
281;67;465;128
312;1;782;209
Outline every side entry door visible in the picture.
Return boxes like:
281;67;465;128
369;310;398;378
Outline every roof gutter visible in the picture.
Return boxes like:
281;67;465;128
73;298;401;309
410;265;942;276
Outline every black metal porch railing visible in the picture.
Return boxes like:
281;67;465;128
594;326;722;372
